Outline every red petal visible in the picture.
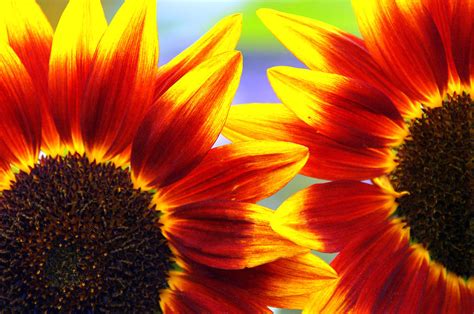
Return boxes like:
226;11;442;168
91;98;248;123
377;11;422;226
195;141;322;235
80;0;158;161
160;271;270;313
155;14;241;98
161;201;306;270
273;181;395;252
131;51;242;189
257;8;418;117
156;140;308;209
0;44;41;171
268;67;407;148
48;0;107;153
353;0;448;102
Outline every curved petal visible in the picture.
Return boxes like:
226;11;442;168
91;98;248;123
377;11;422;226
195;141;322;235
188;252;337;310
80;0;158;162
223;103;397;180
48;0;107;153
131;51;242;189
272;181;396;252
0;44;41;172
155;140;308;209
352;0;448;103
268;66;407;148
0;0;61;155
160;271;269;313
257;8;418;117
155;13;242;98
161;201;307;270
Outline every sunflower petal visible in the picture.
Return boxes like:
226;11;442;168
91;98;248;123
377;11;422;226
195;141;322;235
160;271;269;313
162;201;307;270
0;44;41;171
352;0;448;103
155;13;242;98
268;66;407;148
189;252;337;310
155;140;308;209
131;51;242;189
257;8;418;117
48;0;107;153
223;103;396;180
272;181;395;252
80;0;158;161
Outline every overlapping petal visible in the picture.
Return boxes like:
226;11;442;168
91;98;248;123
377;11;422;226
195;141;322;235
352;0;448;103
272;181;396;252
0;44;41;174
49;0;107;153
257;8;418;117
155;14;242;98
223;103;397;180
80;0;158;162
131;51;242;189
155;140;308;209
161;201;307;270
160;272;268;313
268;66;407;148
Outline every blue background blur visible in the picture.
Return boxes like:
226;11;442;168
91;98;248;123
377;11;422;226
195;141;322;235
38;1;359;312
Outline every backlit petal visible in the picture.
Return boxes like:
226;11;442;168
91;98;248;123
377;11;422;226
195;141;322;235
155;14;241;98
268;66;407;148
161;201;307;269
155;141;308;209
81;0;158;162
49;0;107;153
131;51;242;189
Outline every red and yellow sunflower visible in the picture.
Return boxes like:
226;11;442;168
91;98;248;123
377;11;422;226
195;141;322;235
0;0;337;312
224;1;473;312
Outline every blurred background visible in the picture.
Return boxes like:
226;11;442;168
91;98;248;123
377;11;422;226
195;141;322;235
38;1;359;312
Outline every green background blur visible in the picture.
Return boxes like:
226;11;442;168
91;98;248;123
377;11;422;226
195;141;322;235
38;1;359;312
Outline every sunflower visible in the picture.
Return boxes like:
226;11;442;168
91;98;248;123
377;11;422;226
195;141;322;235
0;0;338;312
224;1;473;312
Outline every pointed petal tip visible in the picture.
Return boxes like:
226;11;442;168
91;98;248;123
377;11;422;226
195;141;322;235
256;8;279;20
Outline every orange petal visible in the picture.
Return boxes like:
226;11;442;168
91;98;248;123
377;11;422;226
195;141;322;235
155;140;308;209
257;8;418;118
0;0;61;155
80;0;158;162
0;44;41;171
268;66;407;148
155;13;241;98
161;201;307;270
131;51;242;189
160;271;269;313
272;181;396;252
223;103;396;180
353;0;448;102
48;0;107;153
189;252;337;310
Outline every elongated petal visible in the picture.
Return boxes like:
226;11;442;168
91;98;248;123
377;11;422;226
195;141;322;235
155;141;308;209
223;103;396;180
49;0;107;153
81;0;158;161
162;201;307;270
352;0;448;103
0;0;61;154
160;272;269;313
257;8;418;117
189;252;337;310
131;51;242;189
272;181;396;252
0;44;40;171
155;14;242;98
268;66;407;148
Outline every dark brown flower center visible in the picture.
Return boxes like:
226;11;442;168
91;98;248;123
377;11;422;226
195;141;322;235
390;92;473;279
0;154;172;312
